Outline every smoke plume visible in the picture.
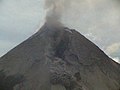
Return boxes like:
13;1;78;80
44;0;71;26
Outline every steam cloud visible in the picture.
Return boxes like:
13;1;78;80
44;0;72;26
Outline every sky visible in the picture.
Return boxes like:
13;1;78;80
0;0;120;63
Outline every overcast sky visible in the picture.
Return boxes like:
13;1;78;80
0;0;120;63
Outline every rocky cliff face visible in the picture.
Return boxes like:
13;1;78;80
0;23;120;90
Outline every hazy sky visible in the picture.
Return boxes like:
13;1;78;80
0;0;120;63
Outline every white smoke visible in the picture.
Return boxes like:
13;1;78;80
45;0;69;26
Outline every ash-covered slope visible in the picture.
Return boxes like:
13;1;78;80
0;24;120;90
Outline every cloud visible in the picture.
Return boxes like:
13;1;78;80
85;33;97;41
105;42;120;63
85;32;102;43
106;42;120;55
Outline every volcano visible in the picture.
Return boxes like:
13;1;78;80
0;23;120;90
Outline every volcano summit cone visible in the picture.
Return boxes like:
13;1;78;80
0;24;120;90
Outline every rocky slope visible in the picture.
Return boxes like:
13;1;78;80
0;23;120;90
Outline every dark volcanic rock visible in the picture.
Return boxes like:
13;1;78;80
0;23;120;90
